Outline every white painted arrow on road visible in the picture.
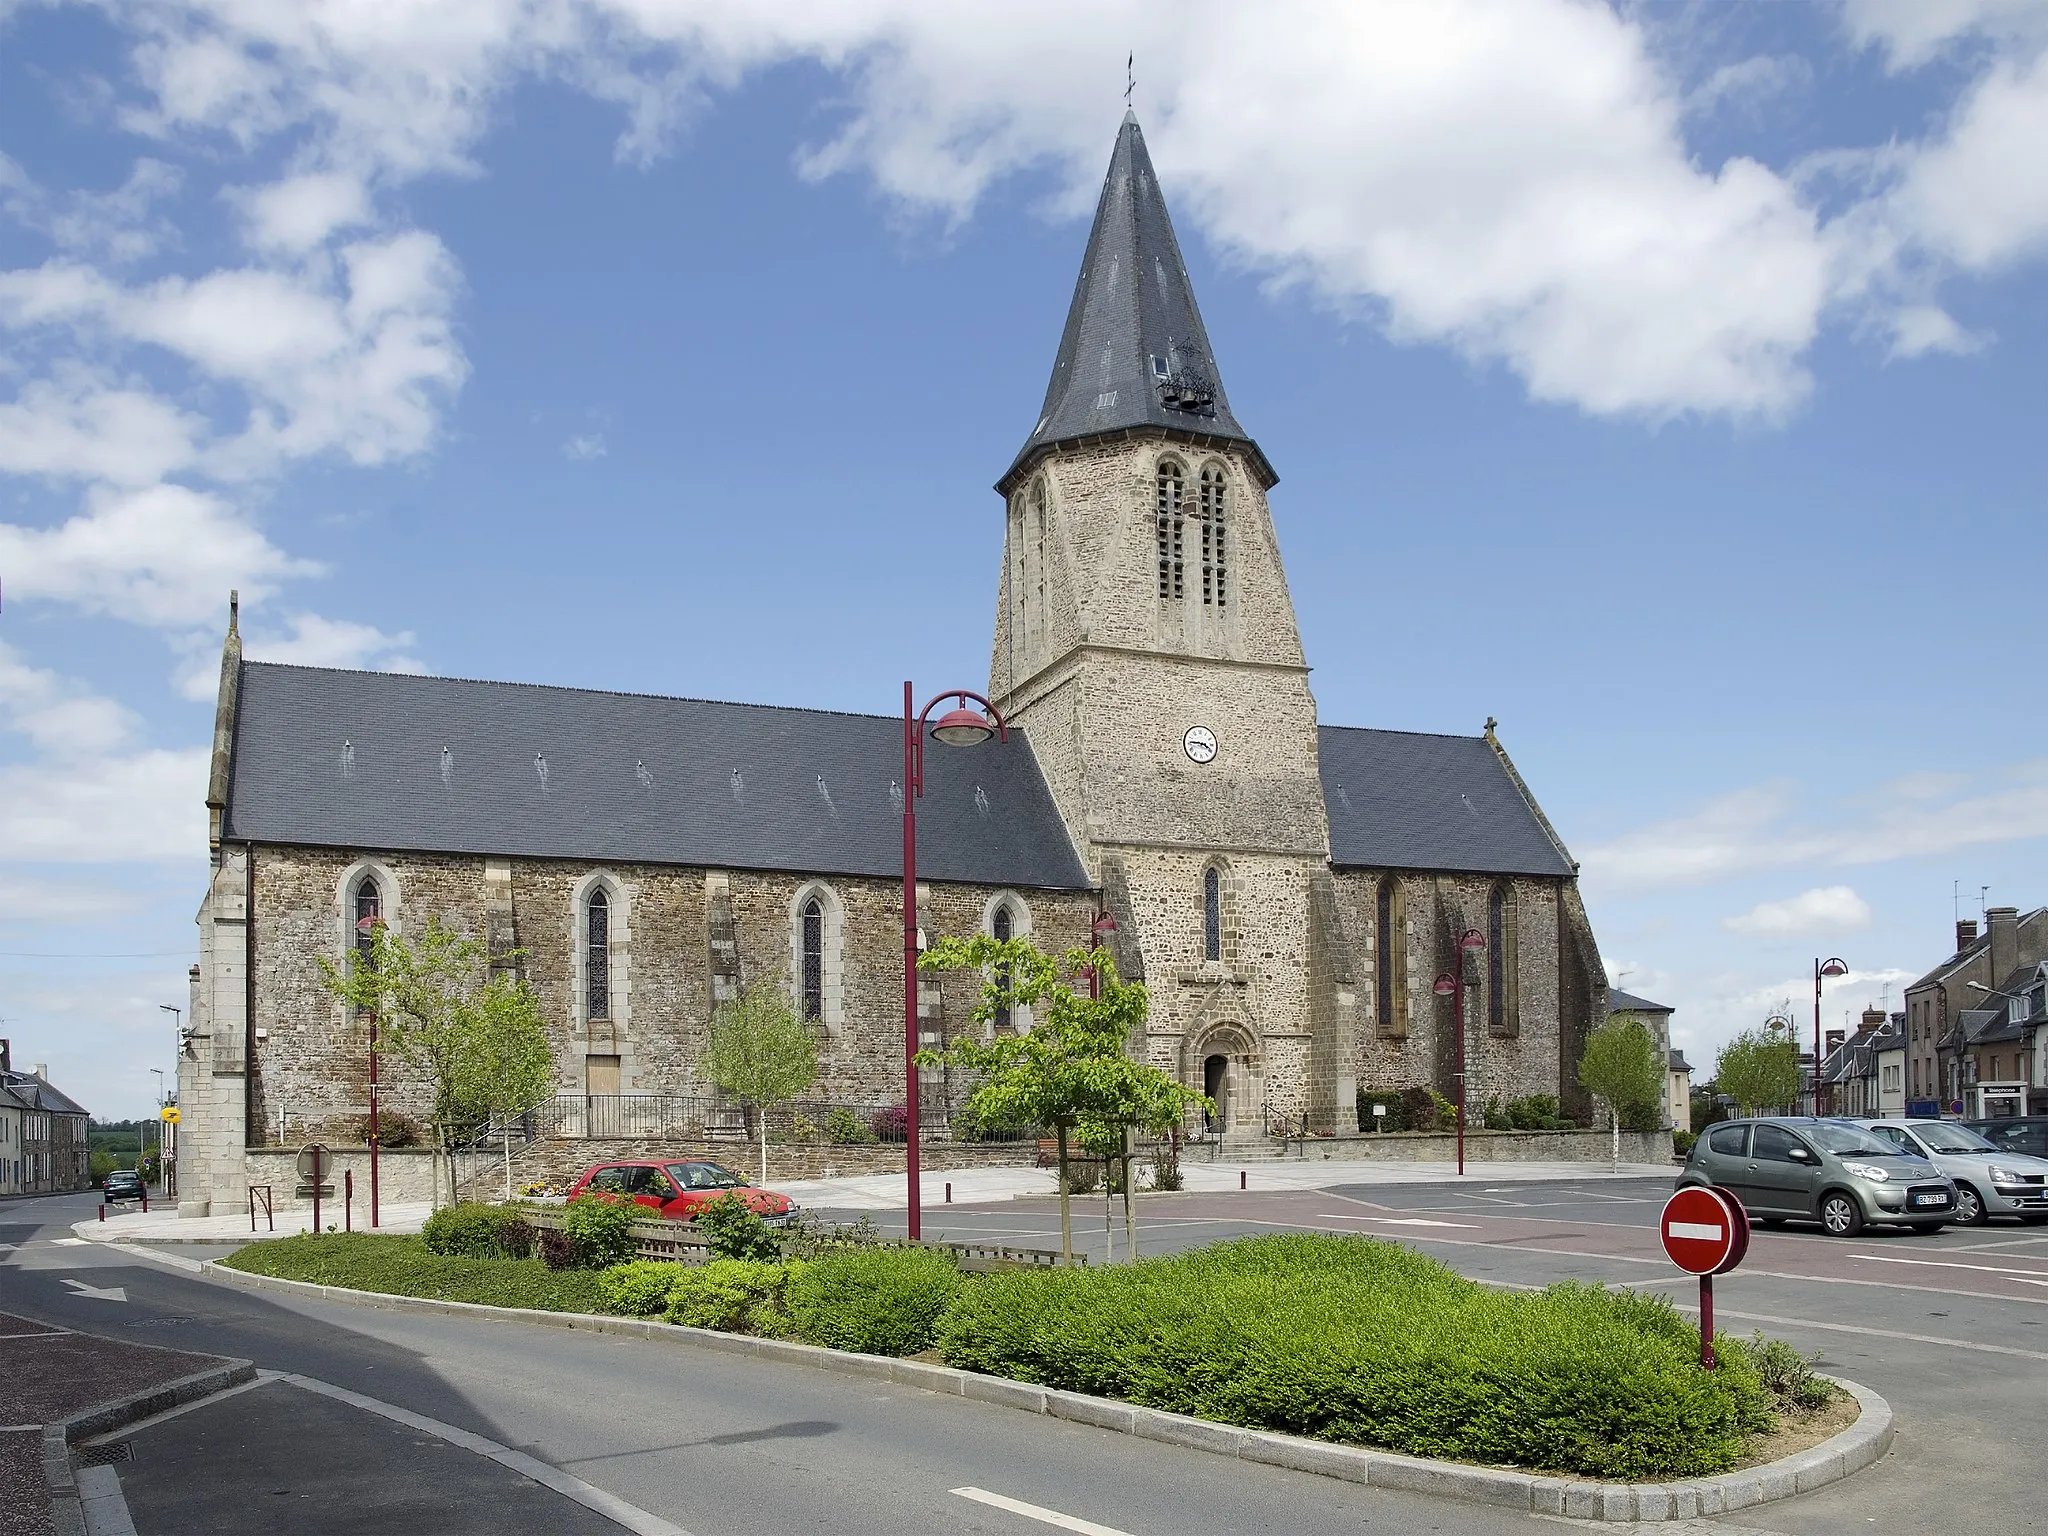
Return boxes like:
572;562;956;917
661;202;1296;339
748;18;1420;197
59;1278;126;1302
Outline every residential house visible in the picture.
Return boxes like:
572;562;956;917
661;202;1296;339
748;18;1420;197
1666;1050;1693;1134
0;1039;92;1196
1608;988;1678;1128
1953;961;2045;1119
1903;906;2047;1115
1818;1006;1906;1118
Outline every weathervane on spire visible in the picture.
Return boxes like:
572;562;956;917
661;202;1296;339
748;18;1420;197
1125;53;1134;103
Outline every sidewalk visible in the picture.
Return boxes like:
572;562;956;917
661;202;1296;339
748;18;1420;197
776;1157;1675;1211
73;1201;433;1246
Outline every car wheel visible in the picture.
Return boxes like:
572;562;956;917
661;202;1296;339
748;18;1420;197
1909;1221;1946;1235
1953;1184;1988;1226
1821;1191;1864;1237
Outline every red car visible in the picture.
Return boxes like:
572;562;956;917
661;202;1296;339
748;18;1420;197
565;1160;797;1224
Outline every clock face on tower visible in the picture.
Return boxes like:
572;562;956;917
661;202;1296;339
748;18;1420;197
1182;726;1218;765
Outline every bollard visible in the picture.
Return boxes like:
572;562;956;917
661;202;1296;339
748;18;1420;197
345;1168;354;1233
1240;1169;1246;1191
945;1182;952;1204
98;1204;105;1222
142;1191;149;1213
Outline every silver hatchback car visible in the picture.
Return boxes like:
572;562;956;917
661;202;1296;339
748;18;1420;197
1841;1118;2048;1227
1679;1117;1958;1236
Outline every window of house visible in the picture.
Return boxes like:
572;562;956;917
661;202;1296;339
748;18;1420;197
1376;876;1407;1038
1203;867;1222;962
586;888;611;1020
1197;464;1226;607
801;897;824;1021
1156;462;1185;599
992;904;1014;1032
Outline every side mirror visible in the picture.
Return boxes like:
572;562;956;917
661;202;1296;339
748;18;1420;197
1789;1147;1814;1163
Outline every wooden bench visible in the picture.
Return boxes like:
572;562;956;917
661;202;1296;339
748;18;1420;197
1034;1139;1106;1169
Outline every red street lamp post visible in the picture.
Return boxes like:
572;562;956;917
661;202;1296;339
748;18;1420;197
356;914;383;1229
902;683;1006;1241
1813;957;1849;1115
1432;928;1488;1176
1080;910;1119;1001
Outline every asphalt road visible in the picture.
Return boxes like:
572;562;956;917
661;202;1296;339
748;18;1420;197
6;1180;2046;1535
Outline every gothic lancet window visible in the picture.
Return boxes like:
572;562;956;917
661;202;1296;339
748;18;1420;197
586;888;611;1020
352;878;381;969
992;904;1014;1032
801;897;824;1022
1032;479;1048;645
1198;464;1227;607
1156;461;1185;599
1203;867;1222;962
1487;883;1519;1037
1376;876;1407;1038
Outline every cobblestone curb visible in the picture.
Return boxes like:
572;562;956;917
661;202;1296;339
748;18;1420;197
196;1259;1890;1523
41;1359;257;1536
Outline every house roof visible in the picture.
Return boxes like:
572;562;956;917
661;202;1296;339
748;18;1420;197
0;1072;87;1116
1608;986;1674;1016
1320;727;1576;878
1002;112;1270;492
1668;1050;1693;1074
224;663;1093;890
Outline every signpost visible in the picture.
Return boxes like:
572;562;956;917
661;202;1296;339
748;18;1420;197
298;1143;332;1235
1659;1184;1749;1369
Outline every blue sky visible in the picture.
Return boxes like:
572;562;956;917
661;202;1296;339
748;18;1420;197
2;1;2044;1116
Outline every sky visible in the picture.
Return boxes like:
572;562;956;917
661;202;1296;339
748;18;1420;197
1;0;2044;1119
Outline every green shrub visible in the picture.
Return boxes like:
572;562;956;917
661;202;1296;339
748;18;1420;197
697;1192;783;1260
1150;1142;1183;1191
1672;1129;1697;1158
664;1259;799;1333
1618;1098;1664;1133
934;1234;1773;1481
1060;1160;1102;1195
423;1202;512;1259
1739;1333;1833;1411
598;1260;684;1316
788;1246;963;1357
825;1106;874;1144
558;1194;639;1269
496;1214;536;1260
220;1233;604;1313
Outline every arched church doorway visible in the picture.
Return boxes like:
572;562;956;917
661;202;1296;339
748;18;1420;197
1203;1054;1230;1132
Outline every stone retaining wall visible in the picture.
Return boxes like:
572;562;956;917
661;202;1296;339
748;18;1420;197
1246;1128;1671;1164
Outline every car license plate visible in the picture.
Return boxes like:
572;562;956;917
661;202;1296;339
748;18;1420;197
1913;1193;1948;1207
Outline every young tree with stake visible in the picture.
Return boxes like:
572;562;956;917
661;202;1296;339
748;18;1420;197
1577;1016;1666;1170
700;975;819;1185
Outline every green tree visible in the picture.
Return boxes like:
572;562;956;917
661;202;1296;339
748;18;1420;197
1714;1027;1802;1116
917;935;1207;1264
1578;1017;1666;1168
319;916;555;1207
700;975;820;1184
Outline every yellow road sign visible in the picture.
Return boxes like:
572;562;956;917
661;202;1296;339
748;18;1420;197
159;1106;180;1123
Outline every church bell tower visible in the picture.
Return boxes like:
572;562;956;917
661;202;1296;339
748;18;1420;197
989;112;1334;1127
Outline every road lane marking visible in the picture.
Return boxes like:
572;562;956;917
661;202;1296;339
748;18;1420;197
1314;1214;1479;1229
952;1487;1135;1535
281;1373;696;1536
1852;1254;2048;1281
60;1278;127;1302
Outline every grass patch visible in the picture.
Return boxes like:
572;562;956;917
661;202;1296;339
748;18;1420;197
935;1234;1777;1481
220;1233;607;1314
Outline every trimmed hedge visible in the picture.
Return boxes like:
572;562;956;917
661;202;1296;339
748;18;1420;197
664;1260;799;1333
934;1235;1773;1480
598;1260;684;1316
222;1233;606;1314
787;1247;961;1357
422;1202;512;1259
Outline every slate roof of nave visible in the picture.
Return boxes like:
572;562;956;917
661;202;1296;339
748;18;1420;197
224;664;1093;889
225;668;1579;886
1318;726;1577;879
1003;111;1271;491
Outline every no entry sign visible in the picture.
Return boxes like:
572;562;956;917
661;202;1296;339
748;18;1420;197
1660;1184;1749;1370
1660;1185;1748;1275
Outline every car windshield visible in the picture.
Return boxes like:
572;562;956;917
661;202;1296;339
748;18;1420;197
667;1163;745;1191
1911;1123;1999;1153
1808;1125;1903;1156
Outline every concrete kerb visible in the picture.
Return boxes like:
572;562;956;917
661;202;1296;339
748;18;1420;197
40;1358;258;1536
179;1255;1891;1524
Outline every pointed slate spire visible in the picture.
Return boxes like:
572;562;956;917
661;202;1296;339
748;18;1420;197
1002;112;1273;492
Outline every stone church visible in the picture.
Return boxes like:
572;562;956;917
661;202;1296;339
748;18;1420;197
176;114;1609;1213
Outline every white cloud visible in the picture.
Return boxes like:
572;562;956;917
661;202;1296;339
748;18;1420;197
562;432;605;460
244;612;423;674
230;170;373;253
1584;763;2048;890
0;152;184;265
1721;886;1874;938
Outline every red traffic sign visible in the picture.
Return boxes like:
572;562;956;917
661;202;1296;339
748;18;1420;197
1660;1185;1749;1276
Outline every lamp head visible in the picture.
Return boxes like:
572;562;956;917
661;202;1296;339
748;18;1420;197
1819;957;1849;979
1458;928;1487;952
1432;974;1458;997
930;707;996;747
1090;913;1119;937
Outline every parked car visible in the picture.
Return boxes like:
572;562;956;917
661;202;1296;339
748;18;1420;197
1846;1118;2048;1226
1965;1117;2048;1161
101;1169;143;1202
565;1160;796;1224
1677;1116;1957;1236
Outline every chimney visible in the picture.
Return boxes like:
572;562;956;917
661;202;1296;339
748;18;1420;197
33;1063;47;1080
0;1037;9;1073
1825;1029;1846;1054
1956;917;1979;953
1861;1004;1886;1033
1988;906;2019;984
